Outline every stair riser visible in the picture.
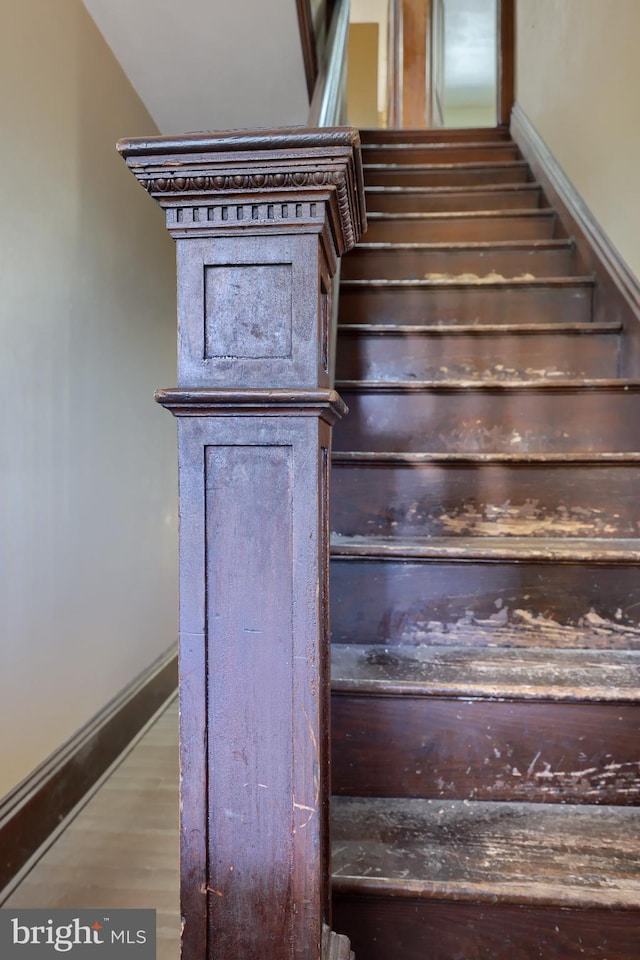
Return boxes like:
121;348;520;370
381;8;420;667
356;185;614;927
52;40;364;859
330;462;636;538
365;215;555;243
332;696;640;804
334;389;640;452
361;128;512;144
338;284;593;325
330;560;640;648
332;898;640;960
342;246;574;280
364;166;530;188
366;188;542;213
362;146;520;165
335;333;618;383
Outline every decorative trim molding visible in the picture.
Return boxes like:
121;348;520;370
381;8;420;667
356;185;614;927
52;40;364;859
118;128;363;157
147;170;343;195
155;388;348;424
164;199;326;239
511;103;640;322
0;645;178;896
152;175;355;251
118;128;366;256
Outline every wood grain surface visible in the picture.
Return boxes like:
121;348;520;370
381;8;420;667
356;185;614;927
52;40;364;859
4;700;180;960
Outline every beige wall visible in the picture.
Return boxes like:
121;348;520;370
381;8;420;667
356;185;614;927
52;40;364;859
0;0;177;797
347;23;380;129
82;0;310;134
444;105;496;128
351;0;389;121
516;0;640;279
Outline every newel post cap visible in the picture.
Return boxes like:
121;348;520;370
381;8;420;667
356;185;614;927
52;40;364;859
117;126;366;254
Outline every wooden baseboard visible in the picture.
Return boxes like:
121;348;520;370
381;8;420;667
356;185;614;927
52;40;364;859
510;103;640;374
0;645;178;893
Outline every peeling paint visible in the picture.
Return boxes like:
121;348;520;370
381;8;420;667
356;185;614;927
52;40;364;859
423;271;537;283
405;362;581;382
396;607;640;650
430;499;624;537
494;759;640;802
437;421;578;452
332;797;640;907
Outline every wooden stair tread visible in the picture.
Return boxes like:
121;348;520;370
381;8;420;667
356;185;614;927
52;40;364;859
331;456;639;540
333;450;640;463
339;280;594;327
364;165;532;190
334;385;640;453
364;213;559;245
365;183;540;196
365;186;545;215
334;613;640;650
331;644;640;701
362;141;517;151
360;128;512;143
336;378;640;391
366;209;554;221
363;161;529;172
341;276;593;289
362;146;520;166
337;322;620;336
354;238;572;251
331;797;640;909
330;535;640;563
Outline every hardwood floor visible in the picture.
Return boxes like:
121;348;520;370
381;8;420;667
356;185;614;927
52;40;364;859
4;698;180;960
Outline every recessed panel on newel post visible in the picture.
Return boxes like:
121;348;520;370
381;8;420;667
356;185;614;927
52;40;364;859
118;129;365;960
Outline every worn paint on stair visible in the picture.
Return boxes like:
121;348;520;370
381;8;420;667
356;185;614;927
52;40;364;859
398;608;640;650
329;124;640;954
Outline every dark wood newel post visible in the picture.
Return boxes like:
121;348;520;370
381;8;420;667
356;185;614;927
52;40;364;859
117;129;365;960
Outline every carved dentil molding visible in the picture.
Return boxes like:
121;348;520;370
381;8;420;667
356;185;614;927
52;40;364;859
142;169;355;247
118;127;366;255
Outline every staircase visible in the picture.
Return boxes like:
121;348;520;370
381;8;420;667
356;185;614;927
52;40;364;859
329;127;640;958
